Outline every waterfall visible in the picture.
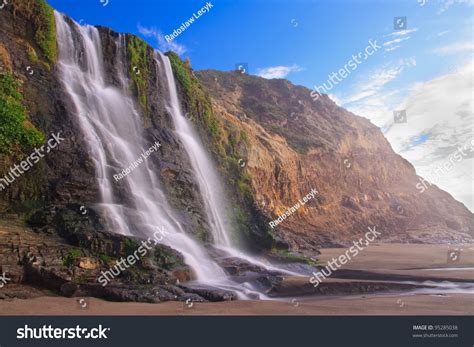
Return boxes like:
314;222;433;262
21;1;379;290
54;11;296;301
54;11;226;282
155;52;300;276
154;52;232;248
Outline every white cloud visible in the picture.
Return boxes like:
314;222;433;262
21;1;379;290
433;41;474;55
439;0;474;13
341;62;474;211
437;30;451;37
387;62;474;210
342;64;404;104
256;64;303;79
385;28;418;37
137;24;187;55
399;57;417;67
382;29;417;52
384;36;411;47
385;45;401;52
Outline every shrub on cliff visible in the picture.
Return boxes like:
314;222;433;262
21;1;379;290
165;53;275;250
12;0;57;65
127;35;150;111
166;52;219;137
0;73;44;154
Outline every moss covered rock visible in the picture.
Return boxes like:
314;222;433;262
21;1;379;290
127;35;150;111
12;0;57;65
0;72;45;154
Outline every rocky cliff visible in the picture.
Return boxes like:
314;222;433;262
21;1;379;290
0;0;472;301
0;1;219;246
196;70;474;251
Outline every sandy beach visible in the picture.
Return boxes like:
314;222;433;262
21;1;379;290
1;243;472;316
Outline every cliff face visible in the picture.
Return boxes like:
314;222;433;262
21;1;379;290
0;0;473;304
196;70;474;249
0;3;216;246
1;0;472;262
0;1;236;299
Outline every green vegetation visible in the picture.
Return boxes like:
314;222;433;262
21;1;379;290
27;44;39;64
166;52;220;137
34;0;57;64
271;248;319;266
166;53;277;250
123;238;139;257
127;36;149;110
0;73;44;154
12;0;57;65
240;130;248;143
194;225;209;243
154;247;184;271
62;249;83;267
72;274;89;284
98;253;115;265
11;200;47;227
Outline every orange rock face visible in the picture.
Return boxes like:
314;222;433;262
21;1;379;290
197;70;473;249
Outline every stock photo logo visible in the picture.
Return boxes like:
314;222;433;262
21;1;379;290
393;16;407;30
393;110;407;123
235;63;248;74
447;249;461;263
77;298;89;309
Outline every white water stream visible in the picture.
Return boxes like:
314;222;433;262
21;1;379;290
54;12;286;299
55;12;226;282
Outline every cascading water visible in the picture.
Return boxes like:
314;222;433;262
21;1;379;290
155;52;299;276
54;11;225;282
55;11;295;300
154;52;232;247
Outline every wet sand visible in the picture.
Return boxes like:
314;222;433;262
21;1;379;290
1;243;473;315
0;292;473;315
318;242;474;281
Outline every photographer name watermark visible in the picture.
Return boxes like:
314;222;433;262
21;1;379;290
113;141;161;182
269;188;318;229
165;2;214;43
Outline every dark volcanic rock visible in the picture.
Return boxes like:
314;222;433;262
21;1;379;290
0;216;207;303
179;284;237;302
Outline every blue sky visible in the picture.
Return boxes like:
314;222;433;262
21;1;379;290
49;0;471;88
49;0;473;210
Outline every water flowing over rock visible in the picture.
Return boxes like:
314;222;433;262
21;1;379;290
0;1;472;304
54;12;226;282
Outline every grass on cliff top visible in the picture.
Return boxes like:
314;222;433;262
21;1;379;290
13;0;57;65
127;36;149;111
166;52;219;136
0;73;45;154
